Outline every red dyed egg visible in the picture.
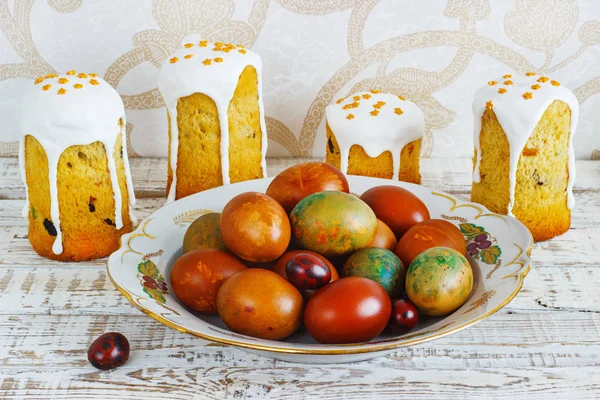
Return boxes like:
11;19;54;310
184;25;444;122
388;299;419;334
285;252;332;290
87;332;130;370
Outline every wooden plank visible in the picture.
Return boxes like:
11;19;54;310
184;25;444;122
1;157;598;201
0;313;599;399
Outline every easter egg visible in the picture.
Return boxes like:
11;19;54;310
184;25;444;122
304;277;391;344
87;332;130;370
290;191;377;256
220;192;291;263
266;162;350;214
271;250;339;299
216;269;304;340
285;253;332;290
360;185;430;237
182;212;227;253
395;219;466;267
341;248;405;298
170;248;247;314
388;299;419;334
405;247;473;316
365;219;397;251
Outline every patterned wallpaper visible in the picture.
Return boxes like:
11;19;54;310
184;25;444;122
0;0;599;159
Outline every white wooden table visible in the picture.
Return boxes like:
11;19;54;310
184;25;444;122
0;157;599;400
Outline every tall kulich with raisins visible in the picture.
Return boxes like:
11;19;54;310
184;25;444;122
19;71;136;261
325;90;424;183
158;41;267;202
471;73;579;242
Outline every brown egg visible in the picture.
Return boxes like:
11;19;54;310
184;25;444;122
220;192;291;263
271;250;339;299
266;162;349;214
365;219;397;251
182;212;227;253
170;249;247;314
360;185;430;237
395;219;466;267
216;269;304;340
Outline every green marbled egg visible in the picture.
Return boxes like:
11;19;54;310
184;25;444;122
342;248;405;298
405;246;473;316
290;191;377;256
182;212;228;253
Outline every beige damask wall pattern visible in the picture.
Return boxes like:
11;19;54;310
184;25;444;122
0;0;599;159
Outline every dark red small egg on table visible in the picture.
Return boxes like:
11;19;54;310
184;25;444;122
388;299;419;334
365;219;397;251
304;277;392;344
266;162;350;214
88;332;130;370
395;219;466;267
271;250;339;299
360;185;430;237
285;252;332;290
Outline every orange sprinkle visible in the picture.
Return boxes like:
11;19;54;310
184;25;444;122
398;95;406;101
184;43;194;48
498;88;507;94
214;57;223;63
184;54;194;59
504;80;513;85
370;89;381;94
212;47;221;51
45;73;55;79
57;88;67;95
531;84;541;90
34;76;44;84
373;101;386;109
346;114;354;120
394;108;403;115
239;49;247;54
73;83;83;89
551;80;560;86
202;58;212;66
503;74;512;79
88;73;98;77
342;104;353;110
89;79;99;85
523;92;532;100
237;44;245;49
370;110;379;116
486;100;493;110
66;70;76;76
170;57;179;64
362;94;371;100
215;41;223;47
526;72;536;76
488;81;497;86
537;76;549;82
199;40;208;47
42;84;51;91
353;96;361;101
223;48;233;53
58;78;68;84
77;73;88;79
336;98;345;104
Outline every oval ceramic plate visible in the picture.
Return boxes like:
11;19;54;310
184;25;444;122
107;176;532;364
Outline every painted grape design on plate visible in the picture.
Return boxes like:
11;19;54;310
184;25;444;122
460;223;501;264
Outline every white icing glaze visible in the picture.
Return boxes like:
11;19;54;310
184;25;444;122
472;74;579;215
19;72;136;254
325;91;424;179
157;41;268;203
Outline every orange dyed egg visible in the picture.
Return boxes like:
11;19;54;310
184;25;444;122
220;192;291;263
395;219;466;267
360;185;430;237
266;162;349;214
216;269;304;340
170;249;247;314
182;212;227;253
365;219;397;251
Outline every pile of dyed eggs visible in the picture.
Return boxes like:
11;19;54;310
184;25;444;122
170;162;473;344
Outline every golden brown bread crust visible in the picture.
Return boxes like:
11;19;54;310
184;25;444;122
325;123;421;184
25;133;132;261
167;65;264;200
471;100;572;241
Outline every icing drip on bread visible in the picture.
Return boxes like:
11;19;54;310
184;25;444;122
19;72;136;254
158;41;268;203
325;91;424;179
472;73;579;215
